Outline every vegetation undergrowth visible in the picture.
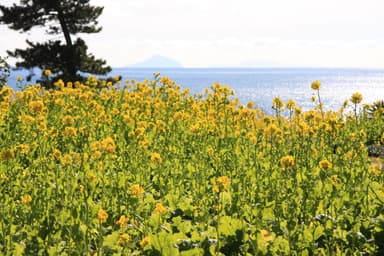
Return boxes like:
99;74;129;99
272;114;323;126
0;74;384;255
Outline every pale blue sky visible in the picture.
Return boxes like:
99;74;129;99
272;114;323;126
1;0;384;68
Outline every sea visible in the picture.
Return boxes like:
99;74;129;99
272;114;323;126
6;67;384;114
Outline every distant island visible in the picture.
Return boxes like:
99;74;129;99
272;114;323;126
128;55;183;68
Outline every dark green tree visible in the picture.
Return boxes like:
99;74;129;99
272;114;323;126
0;56;10;88
0;0;111;85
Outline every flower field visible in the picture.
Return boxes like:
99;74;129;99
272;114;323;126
0;74;384;255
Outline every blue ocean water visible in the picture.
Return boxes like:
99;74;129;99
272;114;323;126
110;68;384;113
7;67;384;114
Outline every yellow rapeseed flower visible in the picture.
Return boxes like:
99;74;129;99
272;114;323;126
97;209;108;223
319;159;333;171
54;79;65;88
350;92;363;104
87;172;98;184
260;229;275;244
369;165;381;176
21;194;32;204
115;215;129;228
264;124;282;137
129;184;144;198
117;233;130;246
330;175;340;187
247;101;255;109
0;149;15;161
272;97;284;109
286;99;296;109
52;149;62;159
150;152;162;164
140;236;151;248
63;126;77;137
213;176;231;193
62;115;75;126
60;154;73;165
17;144;30;154
311;80;321;90
159;77;172;86
28;100;44;113
280;155;295;170
153;203;167;215
100;137;116;153
43;69;52;76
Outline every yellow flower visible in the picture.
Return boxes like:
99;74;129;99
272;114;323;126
280;155;295;170
150;152;162;164
153;203;167;215
140;236;151;248
43;69;52;76
87;172;98;184
350;92;363;104
369;165;381;176
247;132;257;144
159;77;172;86
330;174;340;187
100;137;116;153
17;76;23;82
286;99;296;110
260;229;275;244
272;97;284;109
129;184;144;198
264;124;282;137
54;79;65;88
28;100;44;113
115;215;129;228
319;159;332;171
97;209;108;223
0;149;15;161
92;150;103;160
117;233;130;246
62;115;75;126
247;101;255;109
213;176;231;193
17;144;30;154
60;154;73;165
311;80;321;90
21;194;32;204
63;126;77;137
53;148;62;159
0;173;8;180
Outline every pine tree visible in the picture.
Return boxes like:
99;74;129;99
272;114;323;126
0;0;111;85
0;56;10;88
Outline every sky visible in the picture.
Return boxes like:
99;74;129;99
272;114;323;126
1;0;384;68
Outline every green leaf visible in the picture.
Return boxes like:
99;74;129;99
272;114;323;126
218;216;244;237
314;225;324;240
150;231;179;256
180;248;204;255
103;231;120;247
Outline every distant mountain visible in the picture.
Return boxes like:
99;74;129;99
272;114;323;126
129;55;182;68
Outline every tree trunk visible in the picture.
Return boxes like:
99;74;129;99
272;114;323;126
57;8;77;79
